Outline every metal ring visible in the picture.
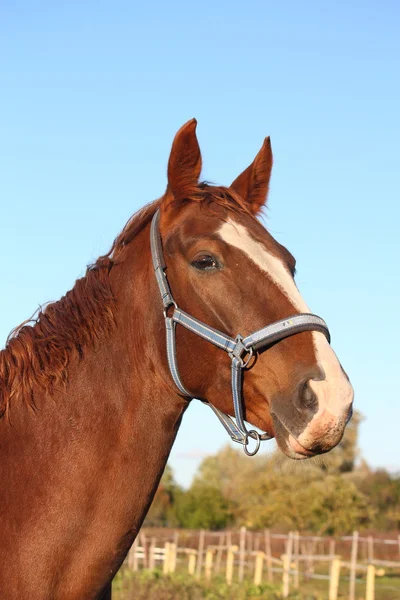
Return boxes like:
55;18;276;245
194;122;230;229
243;430;261;456
241;346;254;369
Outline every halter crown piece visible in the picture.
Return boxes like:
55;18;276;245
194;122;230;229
150;209;330;456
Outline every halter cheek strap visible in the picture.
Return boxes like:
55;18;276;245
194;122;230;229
150;209;330;456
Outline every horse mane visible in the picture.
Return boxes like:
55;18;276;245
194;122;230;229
0;185;250;417
0;199;160;418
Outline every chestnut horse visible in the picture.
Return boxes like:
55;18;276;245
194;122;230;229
0;120;353;599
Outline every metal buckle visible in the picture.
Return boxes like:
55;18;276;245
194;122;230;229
163;301;177;319
230;335;254;368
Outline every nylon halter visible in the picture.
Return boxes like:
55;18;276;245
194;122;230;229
150;209;331;455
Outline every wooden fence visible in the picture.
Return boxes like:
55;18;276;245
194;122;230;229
120;528;400;599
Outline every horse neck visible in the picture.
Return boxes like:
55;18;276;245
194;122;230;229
0;221;187;597
71;220;188;541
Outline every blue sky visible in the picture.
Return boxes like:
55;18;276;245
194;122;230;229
1;1;399;487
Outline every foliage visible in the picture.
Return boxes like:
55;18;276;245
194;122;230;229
301;475;374;534
352;466;400;530
175;484;234;530
224;464;374;533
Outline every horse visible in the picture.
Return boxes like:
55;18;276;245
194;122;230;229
0;119;353;599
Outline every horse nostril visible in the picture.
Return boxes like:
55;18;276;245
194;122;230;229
346;404;353;424
300;380;318;409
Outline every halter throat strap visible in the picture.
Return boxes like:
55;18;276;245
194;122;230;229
150;209;330;455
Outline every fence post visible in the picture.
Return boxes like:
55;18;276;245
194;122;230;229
205;548;214;581
238;526;246;582
254;551;265;585
169;542;177;573
196;530;205;579
247;529;253;555
264;529;273;582
140;531;148;569
282;554;290;598
366;564;375;600
215;532;224;575
226;545;238;585
285;531;294;594
132;538;138;572
329;558;341;600
149;537;156;570
188;550;197;576
293;531;300;588
227;531;232;552
127;539;135;570
349;531;359;600
367;535;374;563
173;530;179;548
163;543;170;575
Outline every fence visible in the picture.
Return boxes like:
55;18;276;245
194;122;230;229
119;528;400;599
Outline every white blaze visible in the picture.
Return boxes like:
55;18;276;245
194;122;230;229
218;219;353;437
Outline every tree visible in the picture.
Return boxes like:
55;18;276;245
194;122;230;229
306;476;375;534
355;468;400;530
145;410;395;534
145;465;182;527
175;484;234;530
192;445;253;498
188;411;373;533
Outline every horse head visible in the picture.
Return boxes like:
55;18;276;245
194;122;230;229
156;119;354;459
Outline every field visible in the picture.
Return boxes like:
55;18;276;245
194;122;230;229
110;528;400;599
112;569;400;600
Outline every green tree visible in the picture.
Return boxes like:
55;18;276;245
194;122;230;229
175;484;234;530
355;468;400;530
192;445;252;498
145;465;183;527
145;410;396;534
306;476;375;534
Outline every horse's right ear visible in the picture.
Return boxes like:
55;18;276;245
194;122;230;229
164;119;202;206
230;137;273;215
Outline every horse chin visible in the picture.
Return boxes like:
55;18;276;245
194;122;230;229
271;413;319;460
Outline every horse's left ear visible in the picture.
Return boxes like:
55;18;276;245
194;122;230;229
166;118;202;205
230;137;273;215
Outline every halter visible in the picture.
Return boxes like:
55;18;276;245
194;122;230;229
150;209;330;455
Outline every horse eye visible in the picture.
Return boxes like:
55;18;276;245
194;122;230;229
191;254;220;270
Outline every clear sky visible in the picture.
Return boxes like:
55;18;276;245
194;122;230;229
1;1;399;487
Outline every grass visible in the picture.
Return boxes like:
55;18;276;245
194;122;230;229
113;569;286;599
112;567;400;600
299;573;400;600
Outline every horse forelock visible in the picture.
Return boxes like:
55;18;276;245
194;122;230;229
172;182;257;218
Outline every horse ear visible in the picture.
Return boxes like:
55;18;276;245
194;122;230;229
165;119;202;205
230;137;273;215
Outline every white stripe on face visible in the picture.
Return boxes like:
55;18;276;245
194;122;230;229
218;219;353;430
218;220;310;313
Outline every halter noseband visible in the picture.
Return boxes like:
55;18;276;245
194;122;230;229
150;209;330;456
